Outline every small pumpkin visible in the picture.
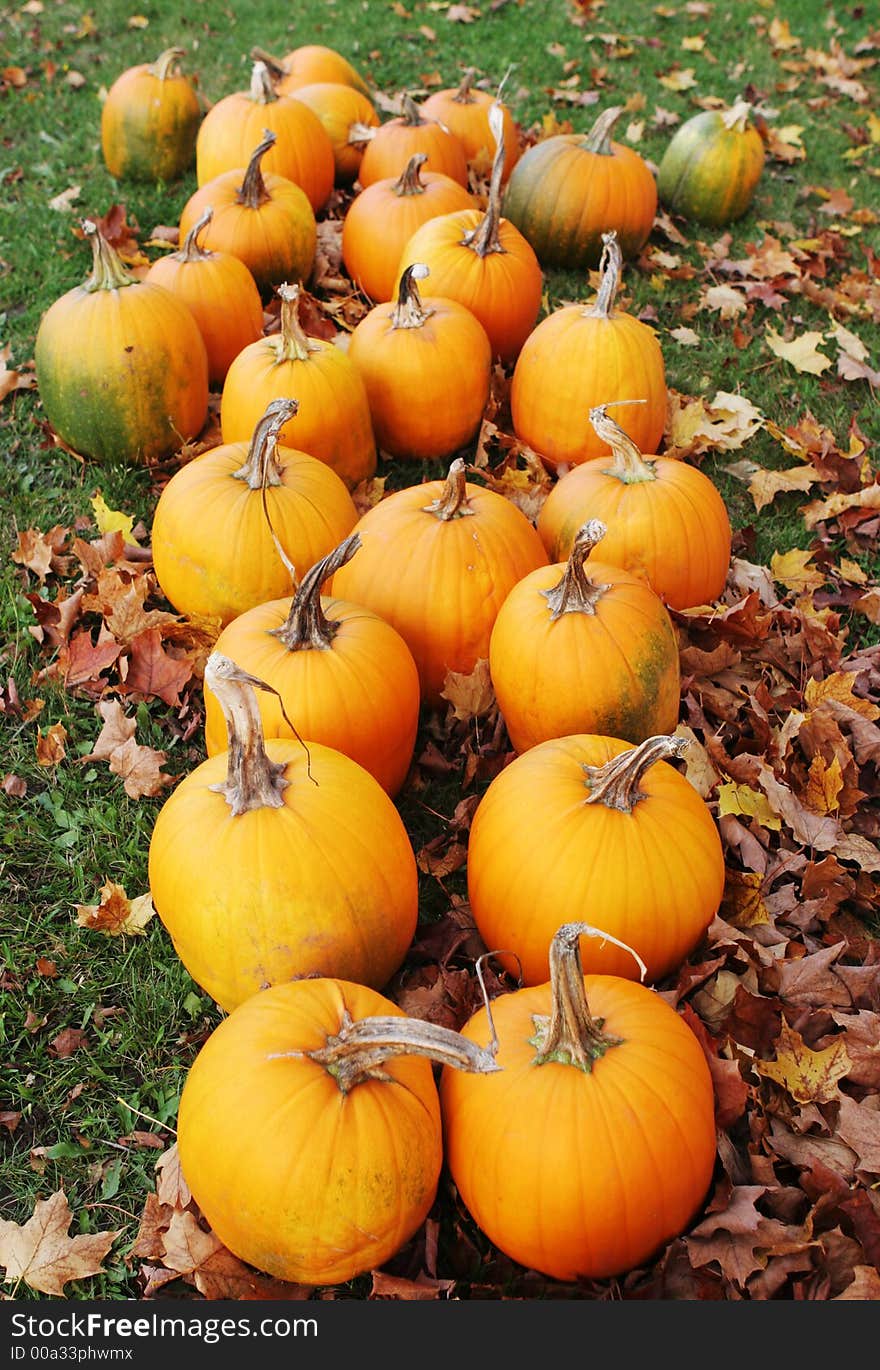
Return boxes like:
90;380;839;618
420;68;521;182
536;403;733;610
178;129;317;299
440;922;718;1281
287;80;380;185
220;281;376;489
502;105;657;270
345;262;492;462
342;152;476;304
144;206;265;387
100;46;201;183
176;972;498;1285
657;100;765;226
393;104;543;365
150;397;358;626
357;92;469;189
466;736;725;987
488;519;681;753
252;42;373;100
329;456;548;704
34;219;208;466
203;533;421;797
149;653;420;1013
510;230;666;469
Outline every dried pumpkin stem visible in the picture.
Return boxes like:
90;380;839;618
589;403;655;482
541;519;610;619
461;103;506;258
81;219;137;292
585;231;622;319
232;396;298;489
250;60;278;105
394;152;428;197
205;653;289;816
391;262;435;329
452;68;477;102
400;91;427;126
249;45;288;79
150;47;186;81
177;206;213;262
271;533;361;651
582;105;623;156
422;457;475;521
531;922;647;1069
237;129;276;209
275;282;323;361
722;100;754;133
583;734;689;812
306;1009;500;1093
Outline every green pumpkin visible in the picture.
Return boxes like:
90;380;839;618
656;101;765;227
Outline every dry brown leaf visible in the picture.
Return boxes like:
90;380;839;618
0;343;37;402
801;483;880;530
756;1020;852;1104
84;699;137;761
35;721;67;767
155;1143;191;1210
107;737;175;800
804;753;844;815
75;881;156;936
0;1190;120;1296
440;658;496;721
747;465;816;513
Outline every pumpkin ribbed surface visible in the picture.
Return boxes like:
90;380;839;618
657;103;765;226
101;48;200;182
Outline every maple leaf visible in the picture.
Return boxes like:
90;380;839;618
107;737;175;800
159;1208;311;1300
12;525;71;581
90;491;140;545
75;881;156;936
748;465;817;513
155;1144;192;1210
0;1190;120;1295
836;1266;880;1299
0;343;37;402
769;549;826;594
440;658;496;721
717;782;781;832
83;699;137;760
121;628;193;706
836;1095;880;1177
685;1186;775;1287
658;66;697;91
757;1020;852;1104
63;625;122;691
719;869;771;928
765;327;832;374
804;753;844;815
35;721;67;767
801;483;880;531
698;283;747;319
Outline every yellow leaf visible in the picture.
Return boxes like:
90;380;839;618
90;491;139;546
748;465;816;513
805;753;844;815
768;16;800;49
681;34;706;50
717;781;782;830
801;484;880;531
756;1021;851;1104
838;558;867;585
765;326;832;375
126;14;149;27
805;672;880;721
75;882;156;936
658;67;697;92
720;869;770;928
769;548;826;593
868;111;880;145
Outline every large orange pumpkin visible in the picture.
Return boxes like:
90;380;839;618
357;92;469;188
252;42;373;100
421;69;521;181
440;922;718;1281
287;80;380;185
100;47;201;182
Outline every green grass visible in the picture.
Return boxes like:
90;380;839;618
1;0;879;1301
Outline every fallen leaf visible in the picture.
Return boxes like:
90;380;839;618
0;1191;119;1296
805;753;844;815
35;722;67;767
0;344;37;402
805;672;879;721
90;491;140;546
658;66;697;91
84;699;138;761
769;549;826;594
747;465;816;513
717;781;781;831
121;628;194;707
75;881;156;936
107;737;175;800
49;1028;88;1058
757;1020;852;1104
801;483;880;530
765;327;833;375
48;184;81;212
440;659;496;721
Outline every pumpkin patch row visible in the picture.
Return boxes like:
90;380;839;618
32;36;769;1291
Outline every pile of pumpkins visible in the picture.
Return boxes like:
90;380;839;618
31;39;770;1289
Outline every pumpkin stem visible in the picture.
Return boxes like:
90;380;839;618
541;520;610;619
205;653;290;816
305;1008;500;1093
176;206;214;263
150;47;187;81
422;457;475;521
531;922;647;1069
394;152;429;197
585;231;622;319
722;99;754;133
274;282;323;361
452;68;477;102
249;45;288;79
583;734;690;813
589;403;656;482
81;219;138;293
271;533;361;651
232;396;298;489
237;129;276;209
400;91;427;126
391;262;435;329
582;105;623;156
461;103;506;259
250;59;278;105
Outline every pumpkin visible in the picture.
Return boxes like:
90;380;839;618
220;281;376;489
657;100;765;226
100;46;201;183
536;404;733;610
252;41;373;100
195;61;335;214
342;152;476;304
357;92;470;189
502;105;657;271
466;735;726;987
144;206;265;387
34;219;208;466
421;68;521;181
203;533;421;797
149;654;420;1013
392;104;543;365
150;397;358;626
345;262;492;461
176;973;498;1285
287;80;380;185
488;519;681;752
440;922;717;1281
178;129;317;299
329;456;549;704
510;230;666;469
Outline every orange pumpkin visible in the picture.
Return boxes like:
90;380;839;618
220;281;376;489
287;80;380;186
421;69;521;181
252;42;373;100
488;520;681;752
441;922;718;1280
510;230;666;469
537;404;733;610
358;92;469;188
329;456;549;704
101;47;201;183
203;533;421;797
